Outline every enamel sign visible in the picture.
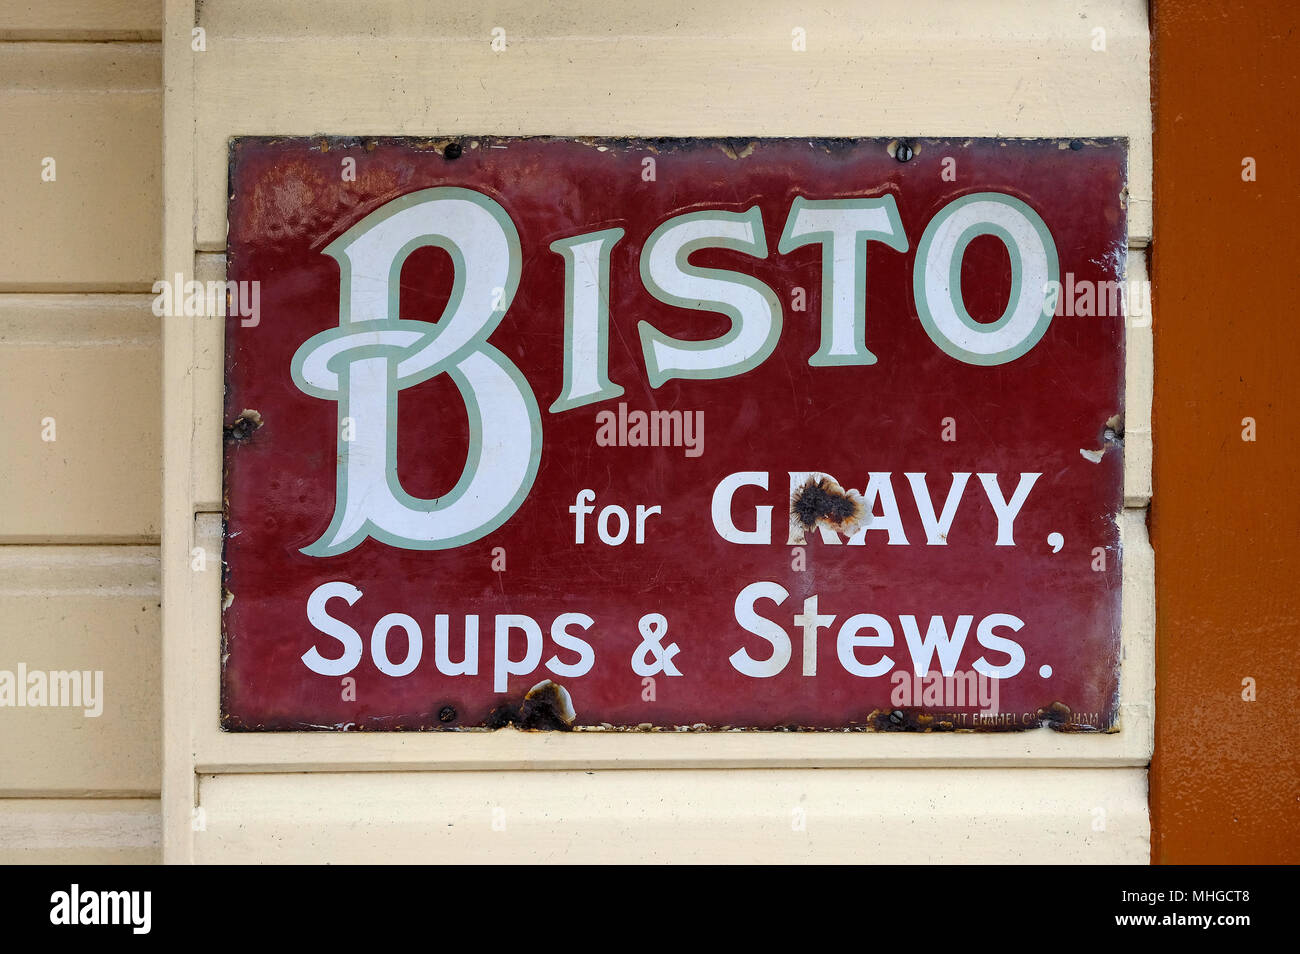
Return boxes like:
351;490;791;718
221;137;1127;732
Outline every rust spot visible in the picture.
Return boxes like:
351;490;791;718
437;705;457;724
224;408;263;442
866;705;1062;733
1102;413;1124;445
1036;701;1072;726
791;476;865;536
870;707;949;731
717;139;756;160
487;679;575;731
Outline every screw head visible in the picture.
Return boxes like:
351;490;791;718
443;142;463;160
889;709;905;725
895;141;914;162
438;705;457;723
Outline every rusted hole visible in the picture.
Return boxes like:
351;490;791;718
870;707;948;732
486;679;575;731
1102;414;1124;444
791;476;865;534
1036;701;1072;726
224;408;263;442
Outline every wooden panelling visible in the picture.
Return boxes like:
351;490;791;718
0;1;160;40
0;547;160;795
0;799;160;863
190;0;1152;250
196;767;1150;863
0;295;160;541
0;0;165;866
0;43;161;290
1124;251;1153;506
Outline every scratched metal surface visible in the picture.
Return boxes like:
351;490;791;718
222;136;1126;731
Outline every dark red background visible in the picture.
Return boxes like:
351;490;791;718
223;137;1125;731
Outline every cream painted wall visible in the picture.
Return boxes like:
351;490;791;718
0;4;163;862
162;0;1155;863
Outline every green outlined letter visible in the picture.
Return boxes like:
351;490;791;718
290;188;541;555
778;195;908;366
549;228;625;412
637;207;782;388
912;192;1059;366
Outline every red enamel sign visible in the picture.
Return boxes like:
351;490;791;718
222;137;1127;732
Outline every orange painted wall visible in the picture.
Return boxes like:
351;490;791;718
1150;0;1300;863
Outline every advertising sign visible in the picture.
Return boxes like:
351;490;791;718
221;136;1127;731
